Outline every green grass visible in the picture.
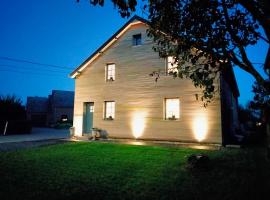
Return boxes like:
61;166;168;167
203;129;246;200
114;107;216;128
0;142;269;200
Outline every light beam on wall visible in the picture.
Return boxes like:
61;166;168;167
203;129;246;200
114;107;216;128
73;116;83;137
192;114;208;142
131;111;147;139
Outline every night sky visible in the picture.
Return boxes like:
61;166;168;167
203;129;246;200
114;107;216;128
0;0;268;106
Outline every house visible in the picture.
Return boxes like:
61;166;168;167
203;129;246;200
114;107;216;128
26;90;74;126
26;97;48;127
47;90;74;125
69;15;240;145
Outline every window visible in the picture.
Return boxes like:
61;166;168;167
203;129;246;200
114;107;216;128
61;114;68;122
104;101;115;120
165;98;180;120
132;34;142;46
106;64;115;81
89;104;94;112
167;56;178;74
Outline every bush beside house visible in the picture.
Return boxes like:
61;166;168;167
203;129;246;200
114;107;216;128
0;95;32;135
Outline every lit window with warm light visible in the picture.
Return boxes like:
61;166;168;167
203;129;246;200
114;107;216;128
104;101;115;120
167;56;178;74
106;63;115;81
165;98;180;120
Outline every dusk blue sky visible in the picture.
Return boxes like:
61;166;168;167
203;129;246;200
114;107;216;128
0;0;268;106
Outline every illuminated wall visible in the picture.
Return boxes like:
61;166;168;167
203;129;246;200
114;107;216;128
72;22;223;144
130;111;147;139
192;112;208;142
73;115;83;136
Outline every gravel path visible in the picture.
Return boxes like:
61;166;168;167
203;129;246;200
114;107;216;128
0;139;70;152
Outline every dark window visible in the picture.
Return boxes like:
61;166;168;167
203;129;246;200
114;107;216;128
132;34;142;46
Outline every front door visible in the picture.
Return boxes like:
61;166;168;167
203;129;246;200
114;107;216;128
83;102;94;134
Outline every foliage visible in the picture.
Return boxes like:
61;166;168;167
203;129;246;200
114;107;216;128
77;0;270;104
250;81;270;123
54;121;73;129
186;154;210;170
0;95;26;121
77;0;137;17
147;0;265;103
0;142;270;199
238;103;260;124
0;120;32;134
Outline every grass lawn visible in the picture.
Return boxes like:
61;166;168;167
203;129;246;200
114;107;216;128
0;142;269;200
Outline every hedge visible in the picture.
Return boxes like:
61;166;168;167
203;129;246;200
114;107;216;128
0;120;32;135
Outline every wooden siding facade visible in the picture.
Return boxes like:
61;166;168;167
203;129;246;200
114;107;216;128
73;21;223;144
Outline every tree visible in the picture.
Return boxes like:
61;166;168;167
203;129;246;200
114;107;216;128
77;0;270;104
0;95;26;122
250;82;270;123
238;103;259;125
250;81;270;156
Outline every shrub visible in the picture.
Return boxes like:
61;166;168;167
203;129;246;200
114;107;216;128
186;154;210;170
0;120;32;135
54;122;72;129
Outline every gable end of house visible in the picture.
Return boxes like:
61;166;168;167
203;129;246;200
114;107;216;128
69;15;149;78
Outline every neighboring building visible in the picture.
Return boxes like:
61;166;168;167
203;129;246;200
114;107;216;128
27;90;74;126
69;16;240;145
26;97;48;127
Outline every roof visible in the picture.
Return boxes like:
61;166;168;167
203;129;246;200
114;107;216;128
69;15;149;78
26;97;48;113
50;90;74;108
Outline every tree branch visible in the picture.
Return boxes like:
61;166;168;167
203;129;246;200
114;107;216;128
237;0;270;42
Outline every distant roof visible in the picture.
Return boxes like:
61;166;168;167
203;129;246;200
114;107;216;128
50;90;74;108
69;15;149;78
26;97;48;113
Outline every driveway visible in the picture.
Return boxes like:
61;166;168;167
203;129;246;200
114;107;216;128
0;127;70;144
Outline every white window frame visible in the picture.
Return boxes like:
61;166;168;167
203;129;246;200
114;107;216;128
106;63;115;81
165;98;180;120
104;101;115;120
166;56;178;74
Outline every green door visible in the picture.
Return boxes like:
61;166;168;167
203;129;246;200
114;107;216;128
83;102;94;134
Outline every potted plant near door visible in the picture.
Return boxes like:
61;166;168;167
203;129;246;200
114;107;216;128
91;127;102;140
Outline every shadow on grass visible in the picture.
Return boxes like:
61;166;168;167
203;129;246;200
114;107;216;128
184;148;270;200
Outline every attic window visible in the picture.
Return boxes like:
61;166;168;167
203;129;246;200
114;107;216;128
132;34;142;46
